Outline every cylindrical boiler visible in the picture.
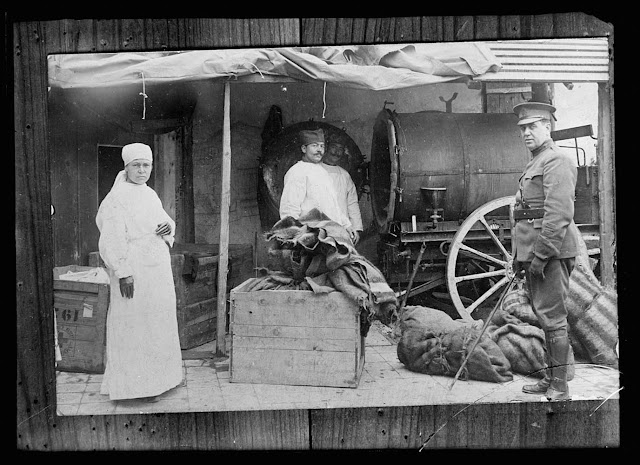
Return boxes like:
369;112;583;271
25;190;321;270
258;121;366;231
370;109;531;234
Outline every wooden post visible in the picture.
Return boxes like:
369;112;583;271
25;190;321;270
153;131;177;230
216;81;232;356
597;80;616;288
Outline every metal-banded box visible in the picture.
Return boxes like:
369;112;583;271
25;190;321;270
229;279;365;388
53;265;110;374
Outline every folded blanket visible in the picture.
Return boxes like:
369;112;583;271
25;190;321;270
240;270;313;291
397;306;513;383
56;267;110;284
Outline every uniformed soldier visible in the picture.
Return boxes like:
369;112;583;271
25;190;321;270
512;101;580;401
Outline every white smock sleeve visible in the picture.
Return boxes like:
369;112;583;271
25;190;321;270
345;175;363;231
279;165;305;220
96;197;135;279
95;171;135;279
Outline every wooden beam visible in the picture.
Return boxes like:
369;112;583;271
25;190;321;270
551;125;593;141
597;80;616;287
154;132;178;225
234;74;301;84
130;117;188;134
177;125;195;243
216;81;232;356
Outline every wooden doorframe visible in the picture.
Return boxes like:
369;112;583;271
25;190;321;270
154;126;195;245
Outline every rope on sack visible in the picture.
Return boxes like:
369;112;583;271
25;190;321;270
433;334;451;375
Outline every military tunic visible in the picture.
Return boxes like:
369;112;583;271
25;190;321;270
514;139;580;332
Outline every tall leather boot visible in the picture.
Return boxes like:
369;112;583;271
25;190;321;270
545;328;572;401
522;341;551;394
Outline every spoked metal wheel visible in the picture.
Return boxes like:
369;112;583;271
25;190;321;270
445;196;516;320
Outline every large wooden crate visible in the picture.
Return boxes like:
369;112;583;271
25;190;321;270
229;279;365;388
88;243;254;350
53;265;110;374
171;243;253;349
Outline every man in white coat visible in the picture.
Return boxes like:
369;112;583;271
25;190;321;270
279;129;359;244
321;133;363;245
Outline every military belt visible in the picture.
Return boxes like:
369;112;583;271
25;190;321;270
513;208;545;221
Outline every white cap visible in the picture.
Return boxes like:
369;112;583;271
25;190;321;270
122;143;153;166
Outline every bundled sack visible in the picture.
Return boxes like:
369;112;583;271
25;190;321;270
488;321;575;380
491;279;539;328
488;279;543;377
488;280;575;379
565;255;618;368
397;306;513;383
488;323;545;378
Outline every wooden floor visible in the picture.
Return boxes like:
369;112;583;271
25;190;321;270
55;321;621;417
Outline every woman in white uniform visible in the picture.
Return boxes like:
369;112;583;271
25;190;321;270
279;129;358;244
96;143;183;402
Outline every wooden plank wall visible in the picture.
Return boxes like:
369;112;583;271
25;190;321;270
15;15;617;451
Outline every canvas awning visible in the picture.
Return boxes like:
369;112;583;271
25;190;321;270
48;38;610;92
47;42;503;91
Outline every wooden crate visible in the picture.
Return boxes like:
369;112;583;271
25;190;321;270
88;243;254;350
229;279;365;388
171;243;253;349
53;265;110;374
171;252;218;350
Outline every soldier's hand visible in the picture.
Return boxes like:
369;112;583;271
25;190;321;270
119;276;134;299
512;259;525;277
529;256;548;279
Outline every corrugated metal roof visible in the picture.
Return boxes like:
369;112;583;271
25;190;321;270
479;38;610;82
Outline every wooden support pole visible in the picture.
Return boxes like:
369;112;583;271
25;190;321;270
597;80;616;288
216;81;232;356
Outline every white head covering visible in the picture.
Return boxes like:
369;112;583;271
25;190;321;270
109;143;154;189
122;143;153;166
97;142;175;248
